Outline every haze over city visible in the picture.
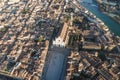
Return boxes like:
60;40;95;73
0;0;120;80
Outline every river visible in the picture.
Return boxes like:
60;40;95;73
79;0;120;36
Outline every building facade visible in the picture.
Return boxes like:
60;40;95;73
53;23;68;47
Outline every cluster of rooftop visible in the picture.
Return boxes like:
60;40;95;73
0;0;65;80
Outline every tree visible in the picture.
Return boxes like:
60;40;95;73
21;8;29;14
34;36;43;43
38;36;43;42
0;27;6;32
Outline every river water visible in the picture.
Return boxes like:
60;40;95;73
80;0;120;36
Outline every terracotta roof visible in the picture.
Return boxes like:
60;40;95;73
59;23;68;40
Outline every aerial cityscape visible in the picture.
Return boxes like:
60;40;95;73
0;0;120;80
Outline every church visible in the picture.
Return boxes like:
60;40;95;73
53;23;68;47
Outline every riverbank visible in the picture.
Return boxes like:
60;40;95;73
94;0;102;4
94;0;120;25
80;0;120;36
107;13;120;24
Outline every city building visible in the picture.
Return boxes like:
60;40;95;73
53;23;68;47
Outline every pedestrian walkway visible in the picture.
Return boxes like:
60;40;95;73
42;47;69;80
